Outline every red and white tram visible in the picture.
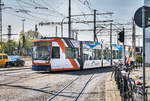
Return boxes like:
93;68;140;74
32;37;122;72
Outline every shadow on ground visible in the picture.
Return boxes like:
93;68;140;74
38;67;113;76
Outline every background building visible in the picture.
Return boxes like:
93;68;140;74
145;0;150;66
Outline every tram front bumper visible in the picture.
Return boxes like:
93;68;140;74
32;65;51;71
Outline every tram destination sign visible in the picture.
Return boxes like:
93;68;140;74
35;42;51;46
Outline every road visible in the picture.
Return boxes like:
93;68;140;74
0;66;111;101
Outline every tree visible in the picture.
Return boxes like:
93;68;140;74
19;30;42;40
1;40;18;55
0;30;42;55
19;30;42;56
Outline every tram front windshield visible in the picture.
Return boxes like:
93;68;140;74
33;42;51;60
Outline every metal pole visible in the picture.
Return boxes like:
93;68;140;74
35;24;38;38
110;23;113;66
72;30;74;39
101;40;103;67
123;28;126;65
132;18;136;59
94;9;97;42
61;17;66;37
0;0;3;45
22;19;25;56
55;26;58;37
142;6;146;101
75;32;78;40
61;20;63;37
8;25;11;55
22;19;25;35
68;0;71;38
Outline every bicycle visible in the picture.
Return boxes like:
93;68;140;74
112;62;136;101
132;82;150;101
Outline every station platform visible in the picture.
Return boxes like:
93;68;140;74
105;74;121;101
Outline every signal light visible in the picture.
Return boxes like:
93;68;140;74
23;35;26;47
118;30;124;43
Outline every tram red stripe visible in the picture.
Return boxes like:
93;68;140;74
52;38;80;69
69;59;80;69
52;38;66;53
51;68;79;71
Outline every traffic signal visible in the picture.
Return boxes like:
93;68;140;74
23;35;26;47
118;30;124;43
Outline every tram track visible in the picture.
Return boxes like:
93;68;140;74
0;68;111;101
0;70;52;85
46;73;95;101
75;74;94;101
0;67;32;76
47;76;80;101
0;73;51;85
0;66;31;72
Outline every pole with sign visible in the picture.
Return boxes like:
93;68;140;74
134;6;150;101
142;6;146;101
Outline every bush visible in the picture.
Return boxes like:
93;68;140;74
136;55;142;63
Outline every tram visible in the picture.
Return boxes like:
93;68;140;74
32;37;122;72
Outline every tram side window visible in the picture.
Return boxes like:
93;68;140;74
113;50;117;59
103;50;107;59
103;49;111;59
95;49;101;60
83;49;94;60
118;51;122;59
52;47;60;58
112;50;115;59
83;49;101;60
66;48;78;59
0;56;2;59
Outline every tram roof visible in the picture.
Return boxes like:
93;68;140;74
34;37;102;44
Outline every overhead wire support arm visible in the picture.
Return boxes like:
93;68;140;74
71;12;114;17
39;20;114;26
72;28;132;32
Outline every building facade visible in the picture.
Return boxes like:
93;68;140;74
145;0;150;66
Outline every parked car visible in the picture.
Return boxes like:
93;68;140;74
0;53;9;68
9;56;25;67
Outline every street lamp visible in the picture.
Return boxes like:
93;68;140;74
22;19;25;34
21;19;25;56
61;17;81;38
101;39;104;67
61;17;68;37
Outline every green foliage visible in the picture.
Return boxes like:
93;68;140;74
19;30;42;56
0;40;18;55
19;30;42;40
136;55;142;63
1;30;42;56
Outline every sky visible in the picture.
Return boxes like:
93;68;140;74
2;0;143;46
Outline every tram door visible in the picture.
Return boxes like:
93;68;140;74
51;42;73;70
51;42;62;70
